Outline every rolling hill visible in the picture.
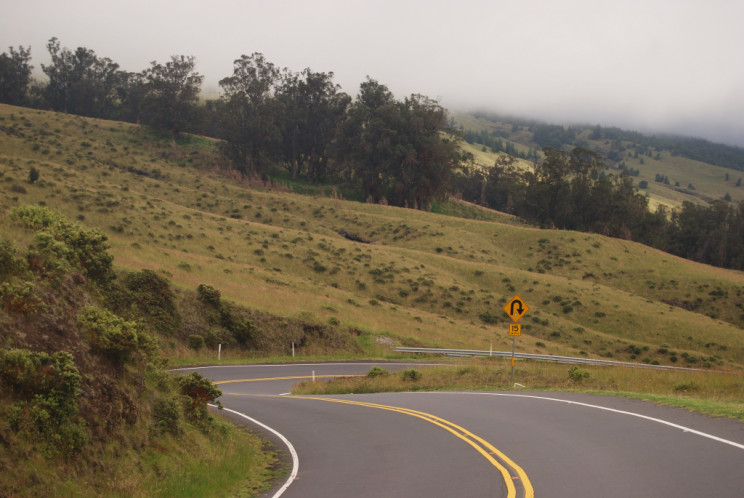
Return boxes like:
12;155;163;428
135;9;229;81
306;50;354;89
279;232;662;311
1;103;743;371
452;112;744;210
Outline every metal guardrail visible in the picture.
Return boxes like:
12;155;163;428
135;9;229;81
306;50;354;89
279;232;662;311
393;347;705;372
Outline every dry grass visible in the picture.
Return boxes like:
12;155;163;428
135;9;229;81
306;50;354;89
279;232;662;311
1;103;743;371
292;359;744;420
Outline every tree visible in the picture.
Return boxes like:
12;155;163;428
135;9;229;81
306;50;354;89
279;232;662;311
483;155;526;214
333;79;457;208
218;53;281;176
0;45;33;105
525;146;572;227
140;55;203;138
113;71;148;124
276;68;350;182
41;38;122;118
333;78;397;200
394;94;458;208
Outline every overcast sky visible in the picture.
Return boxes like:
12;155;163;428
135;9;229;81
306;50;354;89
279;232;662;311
3;0;743;146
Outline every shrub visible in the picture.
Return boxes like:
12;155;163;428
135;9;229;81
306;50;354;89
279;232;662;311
0;349;87;457
11;205;114;284
204;329;222;349
28;166;40;184
478;310;500;324
187;334;205;351
77;306;153;363
152;397;181;435
122;269;180;336
9;204;60;229
197;283;221;307
367;366;390;378
568;366;590;382
176;372;222;427
0;237;29;278
0;281;42;314
400;368;422;381
219;307;256;346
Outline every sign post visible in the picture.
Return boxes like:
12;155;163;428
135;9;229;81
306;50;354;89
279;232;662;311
503;295;529;384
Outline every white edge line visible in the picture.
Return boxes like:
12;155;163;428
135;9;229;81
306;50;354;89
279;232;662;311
209;403;299;498
443;392;744;451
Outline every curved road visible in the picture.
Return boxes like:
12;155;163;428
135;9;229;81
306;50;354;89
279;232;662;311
177;363;744;497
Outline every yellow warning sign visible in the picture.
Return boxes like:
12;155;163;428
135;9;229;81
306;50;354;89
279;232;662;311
508;323;522;337
503;295;529;322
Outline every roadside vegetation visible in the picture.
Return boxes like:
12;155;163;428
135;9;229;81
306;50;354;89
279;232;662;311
0;206;281;496
292;361;744;421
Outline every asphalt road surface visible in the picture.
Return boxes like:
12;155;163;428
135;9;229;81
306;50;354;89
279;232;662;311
177;363;744;497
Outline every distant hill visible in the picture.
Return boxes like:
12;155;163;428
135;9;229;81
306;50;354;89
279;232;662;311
452;112;744;210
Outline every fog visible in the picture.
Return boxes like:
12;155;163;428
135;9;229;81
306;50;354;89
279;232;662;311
3;0;743;146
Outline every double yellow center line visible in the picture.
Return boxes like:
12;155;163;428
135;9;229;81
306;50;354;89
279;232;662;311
217;376;534;498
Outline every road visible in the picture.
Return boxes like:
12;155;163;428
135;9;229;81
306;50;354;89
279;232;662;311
177;363;744;497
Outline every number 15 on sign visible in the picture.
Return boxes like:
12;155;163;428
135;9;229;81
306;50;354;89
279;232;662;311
509;324;521;337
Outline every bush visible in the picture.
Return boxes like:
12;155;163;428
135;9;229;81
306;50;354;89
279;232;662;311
28;166;40;184
400;368;422;381
367;366;390;378
196;283;221;307
204;329;222;349
568;366;590;382
152;397;181;435
11;205;114;284
187;334;205;351
219;307;256;346
0;238;29;279
478;310;500;324
122;269;180;336
77;306;154;363
0;349;87;457
0;281;42;314
176;372;222;428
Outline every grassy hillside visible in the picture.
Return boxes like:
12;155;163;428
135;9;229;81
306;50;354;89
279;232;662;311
452;112;744;210
1;103;742;372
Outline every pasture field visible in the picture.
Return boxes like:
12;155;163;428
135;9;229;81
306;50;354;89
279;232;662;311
1;103;743;372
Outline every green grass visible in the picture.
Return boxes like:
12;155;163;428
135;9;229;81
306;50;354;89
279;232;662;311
145;420;280;498
0;410;278;497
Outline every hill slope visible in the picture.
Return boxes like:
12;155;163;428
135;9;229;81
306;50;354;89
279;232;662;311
1;103;743;370
453;112;744;210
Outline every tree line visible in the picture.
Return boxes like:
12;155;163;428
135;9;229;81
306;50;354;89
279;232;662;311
2;39;744;270
0;39;461;209
453;148;744;270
